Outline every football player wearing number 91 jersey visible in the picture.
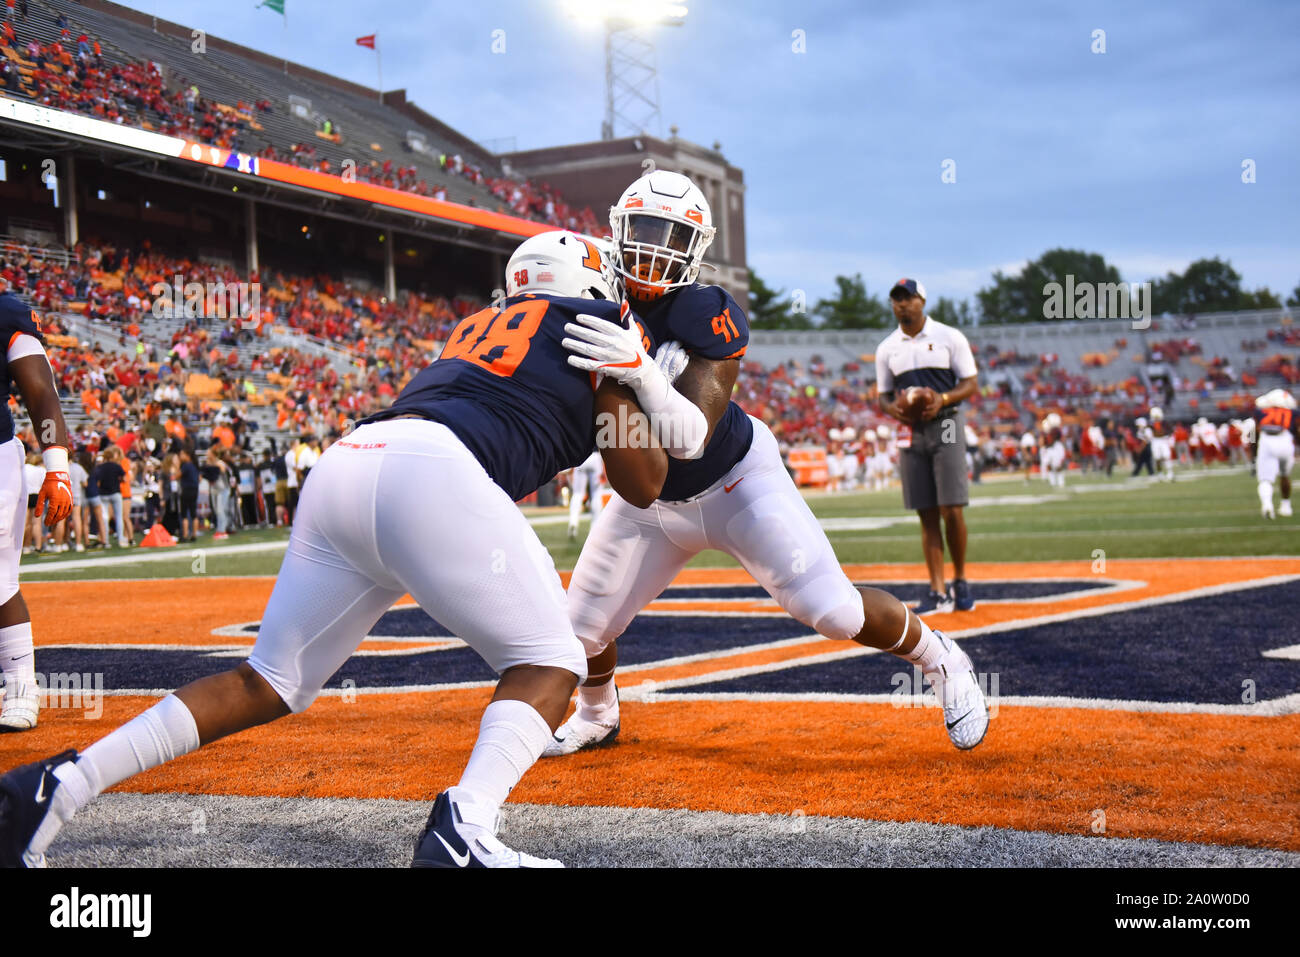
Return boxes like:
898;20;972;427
547;170;990;757
0;232;668;869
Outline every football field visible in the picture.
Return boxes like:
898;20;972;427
4;466;1298;867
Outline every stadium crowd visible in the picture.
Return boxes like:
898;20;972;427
2;224;1295;556
0;7;601;232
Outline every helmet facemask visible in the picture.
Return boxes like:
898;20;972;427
611;210;714;301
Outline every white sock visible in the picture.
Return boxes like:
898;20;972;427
0;620;35;686
908;618;952;673
26;695;199;861
1259;481;1274;510
577;679;618;720
457;699;552;812
75;693;201;798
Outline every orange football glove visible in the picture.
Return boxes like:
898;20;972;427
36;446;74;527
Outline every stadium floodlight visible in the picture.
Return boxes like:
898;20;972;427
565;0;688;27
563;0;687;140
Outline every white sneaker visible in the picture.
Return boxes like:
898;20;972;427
74;544;85;553
1263;504;1276;519
411;787;562;868
926;634;989;751
1281;500;1293;517
0;680;40;731
541;708;620;757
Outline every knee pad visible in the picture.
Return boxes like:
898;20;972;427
812;592;866;642
568;583;620;659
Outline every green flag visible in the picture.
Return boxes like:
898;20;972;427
258;0;285;14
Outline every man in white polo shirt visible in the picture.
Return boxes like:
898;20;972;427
876;278;980;614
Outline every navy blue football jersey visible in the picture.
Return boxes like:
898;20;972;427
631;283;753;500
362;294;637;501
1255;405;1298;440
0;292;45;445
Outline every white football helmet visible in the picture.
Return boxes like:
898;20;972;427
609;170;716;301
1256;388;1297;410
505;231;617;301
1149;407;1164;421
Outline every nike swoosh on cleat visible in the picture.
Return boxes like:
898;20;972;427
434;831;471;868
34;772;48;804
946;711;973;731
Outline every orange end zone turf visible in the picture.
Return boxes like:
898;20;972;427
3;558;1298;853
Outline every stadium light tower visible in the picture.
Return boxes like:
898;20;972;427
564;0;688;140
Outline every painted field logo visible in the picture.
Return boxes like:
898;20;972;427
150;275;260;328
49;887;151;937
1042;275;1151;330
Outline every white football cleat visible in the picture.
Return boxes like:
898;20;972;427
411;787;562;868
541;709;620;757
0;680;39;732
1280;500;1293;517
1262;504;1276;519
926;634;989;751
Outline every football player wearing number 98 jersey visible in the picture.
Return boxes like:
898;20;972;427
547;171;989;759
0;233;668;869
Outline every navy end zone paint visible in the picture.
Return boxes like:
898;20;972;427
31;580;1297;706
680;580;1300;706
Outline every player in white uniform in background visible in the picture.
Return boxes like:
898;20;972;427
869;424;894;490
825;430;845;492
838;428;861;490
1195;417;1221;466
1253;388;1297;519
567;450;606;540
546;171;989;759
0;290;75;731
1149;407;1174;482
1040;413;1066;487
1020;428;1037;482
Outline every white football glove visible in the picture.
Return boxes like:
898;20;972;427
563;312;662;394
654;339;690;384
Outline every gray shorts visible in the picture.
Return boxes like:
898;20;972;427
899;409;970;511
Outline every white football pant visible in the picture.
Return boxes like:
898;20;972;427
0;437;26;605
1256;432;1295;485
248;419;586;712
569;417;865;657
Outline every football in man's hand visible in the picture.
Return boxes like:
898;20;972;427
897;386;936;422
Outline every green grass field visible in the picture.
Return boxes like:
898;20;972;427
20;465;1293;583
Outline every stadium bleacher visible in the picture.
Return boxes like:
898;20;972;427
3;0;601;232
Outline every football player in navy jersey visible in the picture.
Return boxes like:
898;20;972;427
0;232;668;868
0;289;74;732
546;171;989;757
1253;388;1297;519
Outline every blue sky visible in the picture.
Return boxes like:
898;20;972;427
121;0;1299;307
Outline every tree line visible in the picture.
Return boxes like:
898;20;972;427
749;248;1298;329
